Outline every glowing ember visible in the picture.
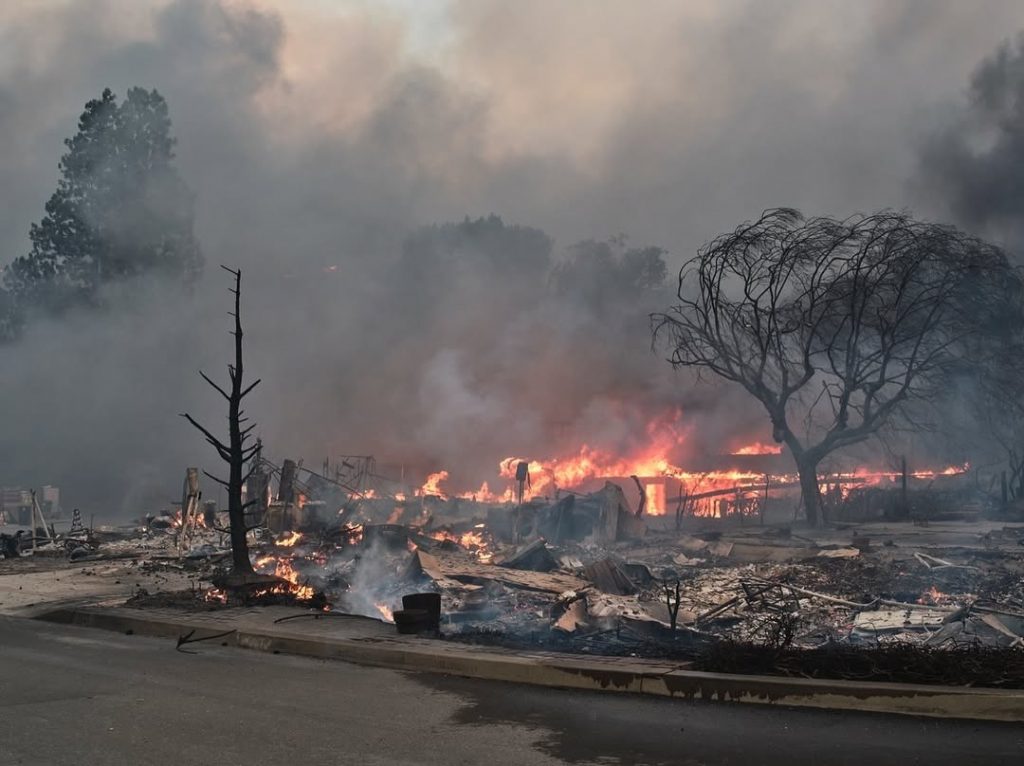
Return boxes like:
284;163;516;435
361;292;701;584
204;587;227;604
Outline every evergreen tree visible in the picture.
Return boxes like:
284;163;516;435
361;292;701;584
5;87;201;317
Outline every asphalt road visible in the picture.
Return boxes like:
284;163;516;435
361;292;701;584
0;617;1021;766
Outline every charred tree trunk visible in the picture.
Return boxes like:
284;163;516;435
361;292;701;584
182;266;262;576
225;285;251;573
796;457;822;527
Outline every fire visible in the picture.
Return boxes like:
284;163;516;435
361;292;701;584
375;602;394;622
276;531;303;547
204;587;227;604
343;412;970;521
253;553;316;600
417;471;450;499
917;586;951;605
731;441;783;456
169;507;208;528
455;446;968;517
458;526;494;563
342;523;364;544
426;524;494;562
485;451;775;516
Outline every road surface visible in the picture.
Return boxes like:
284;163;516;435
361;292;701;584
0;616;1020;765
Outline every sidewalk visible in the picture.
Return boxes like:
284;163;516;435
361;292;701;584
35;603;1024;723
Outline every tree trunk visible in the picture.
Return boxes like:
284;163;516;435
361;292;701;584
227;389;253;574
226;269;254;575
797;458;822;526
181;266;260;577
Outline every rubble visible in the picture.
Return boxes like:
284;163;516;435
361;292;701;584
7;467;1024;689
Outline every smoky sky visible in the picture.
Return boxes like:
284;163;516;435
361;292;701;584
1;0;1022;515
917;32;1024;249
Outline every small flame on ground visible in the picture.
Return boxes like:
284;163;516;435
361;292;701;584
276;530;303;547
917;586;950;605
253;553;316;600
375;603;394;622
204;587;227;604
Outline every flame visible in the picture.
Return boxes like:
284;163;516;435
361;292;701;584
342;523;364;544
458;526;494;563
170;507;208;529
417;471;450;499
253;553;316;600
731;441;783;456
276;531;303;547
485;450;775;516
204;587;227;604
917;586;951;605
375;602;394;622
337;413;970;520
426;524;493;562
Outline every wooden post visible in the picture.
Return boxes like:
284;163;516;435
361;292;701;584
30;490;53;549
900;456;908;519
761;474;769;525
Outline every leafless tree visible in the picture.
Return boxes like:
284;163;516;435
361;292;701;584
958;349;1024;502
181;266;261;573
653;209;1019;525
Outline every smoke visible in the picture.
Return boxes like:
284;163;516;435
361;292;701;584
343;537;410;620
917;33;1024;250
912;32;1024;469
0;0;1021;515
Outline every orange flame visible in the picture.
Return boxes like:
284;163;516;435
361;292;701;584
731;441;783;456
417;471;450;499
253;553;315;600
426;524;493;561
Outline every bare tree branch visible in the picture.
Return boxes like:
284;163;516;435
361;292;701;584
652;208;1021;524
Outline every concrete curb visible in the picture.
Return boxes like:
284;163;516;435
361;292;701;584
36;606;1024;722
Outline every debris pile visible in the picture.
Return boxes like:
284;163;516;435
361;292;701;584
6;465;1024;687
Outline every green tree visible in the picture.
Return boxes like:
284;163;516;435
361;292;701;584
4;87;201;317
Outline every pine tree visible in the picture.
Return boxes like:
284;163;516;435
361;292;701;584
4;87;201;316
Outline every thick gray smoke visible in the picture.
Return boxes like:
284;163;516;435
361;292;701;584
1;0;1021;516
913;32;1024;470
918;33;1024;250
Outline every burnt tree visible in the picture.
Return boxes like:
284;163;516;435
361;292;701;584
182;266;261;573
653;209;1018;525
